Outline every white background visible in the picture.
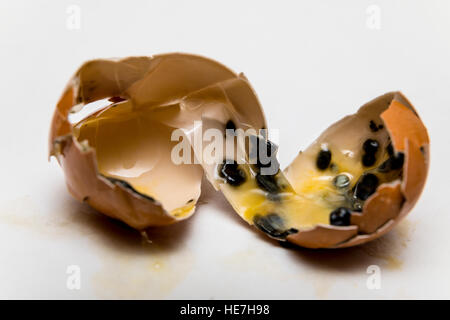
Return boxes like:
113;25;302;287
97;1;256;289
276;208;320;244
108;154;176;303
1;0;449;299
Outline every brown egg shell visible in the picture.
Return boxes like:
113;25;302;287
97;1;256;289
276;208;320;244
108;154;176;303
50;53;266;230
286;91;429;249
56;135;176;229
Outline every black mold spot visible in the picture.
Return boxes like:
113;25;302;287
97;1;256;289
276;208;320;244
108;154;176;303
378;152;405;173
255;173;280;194
330;207;351;226
316;148;332;170
420;146;426;156
250;136;279;171
253;214;298;240
225;120;236;133
369;120;379;132
218;160;246;186
354;173;379;201
369;121;384;132
363;139;379;155
362;139;379;167
362;153;377;167
82;196;89;203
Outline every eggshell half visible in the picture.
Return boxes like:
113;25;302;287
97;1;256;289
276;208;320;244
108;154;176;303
286;92;429;248
50;53;266;229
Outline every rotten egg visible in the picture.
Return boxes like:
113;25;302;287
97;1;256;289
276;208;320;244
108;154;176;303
50;54;429;249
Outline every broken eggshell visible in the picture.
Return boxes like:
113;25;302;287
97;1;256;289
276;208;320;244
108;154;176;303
50;54;429;249
49;53;267;229
284;92;429;248
182;85;429;249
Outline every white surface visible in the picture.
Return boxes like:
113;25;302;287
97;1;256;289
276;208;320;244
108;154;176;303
1;0;449;299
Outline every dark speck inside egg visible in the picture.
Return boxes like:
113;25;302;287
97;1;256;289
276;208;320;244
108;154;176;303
362;139;379;167
253;213;298;240
354;173;379;201
330;207;351;226
316;148;332;170
378;152;405;173
255;173;281;194
225;119;236;132
363;139;379;154
218;160;246;186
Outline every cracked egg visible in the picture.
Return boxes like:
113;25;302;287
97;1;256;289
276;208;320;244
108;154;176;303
50;54;429;249
49;53;266;229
